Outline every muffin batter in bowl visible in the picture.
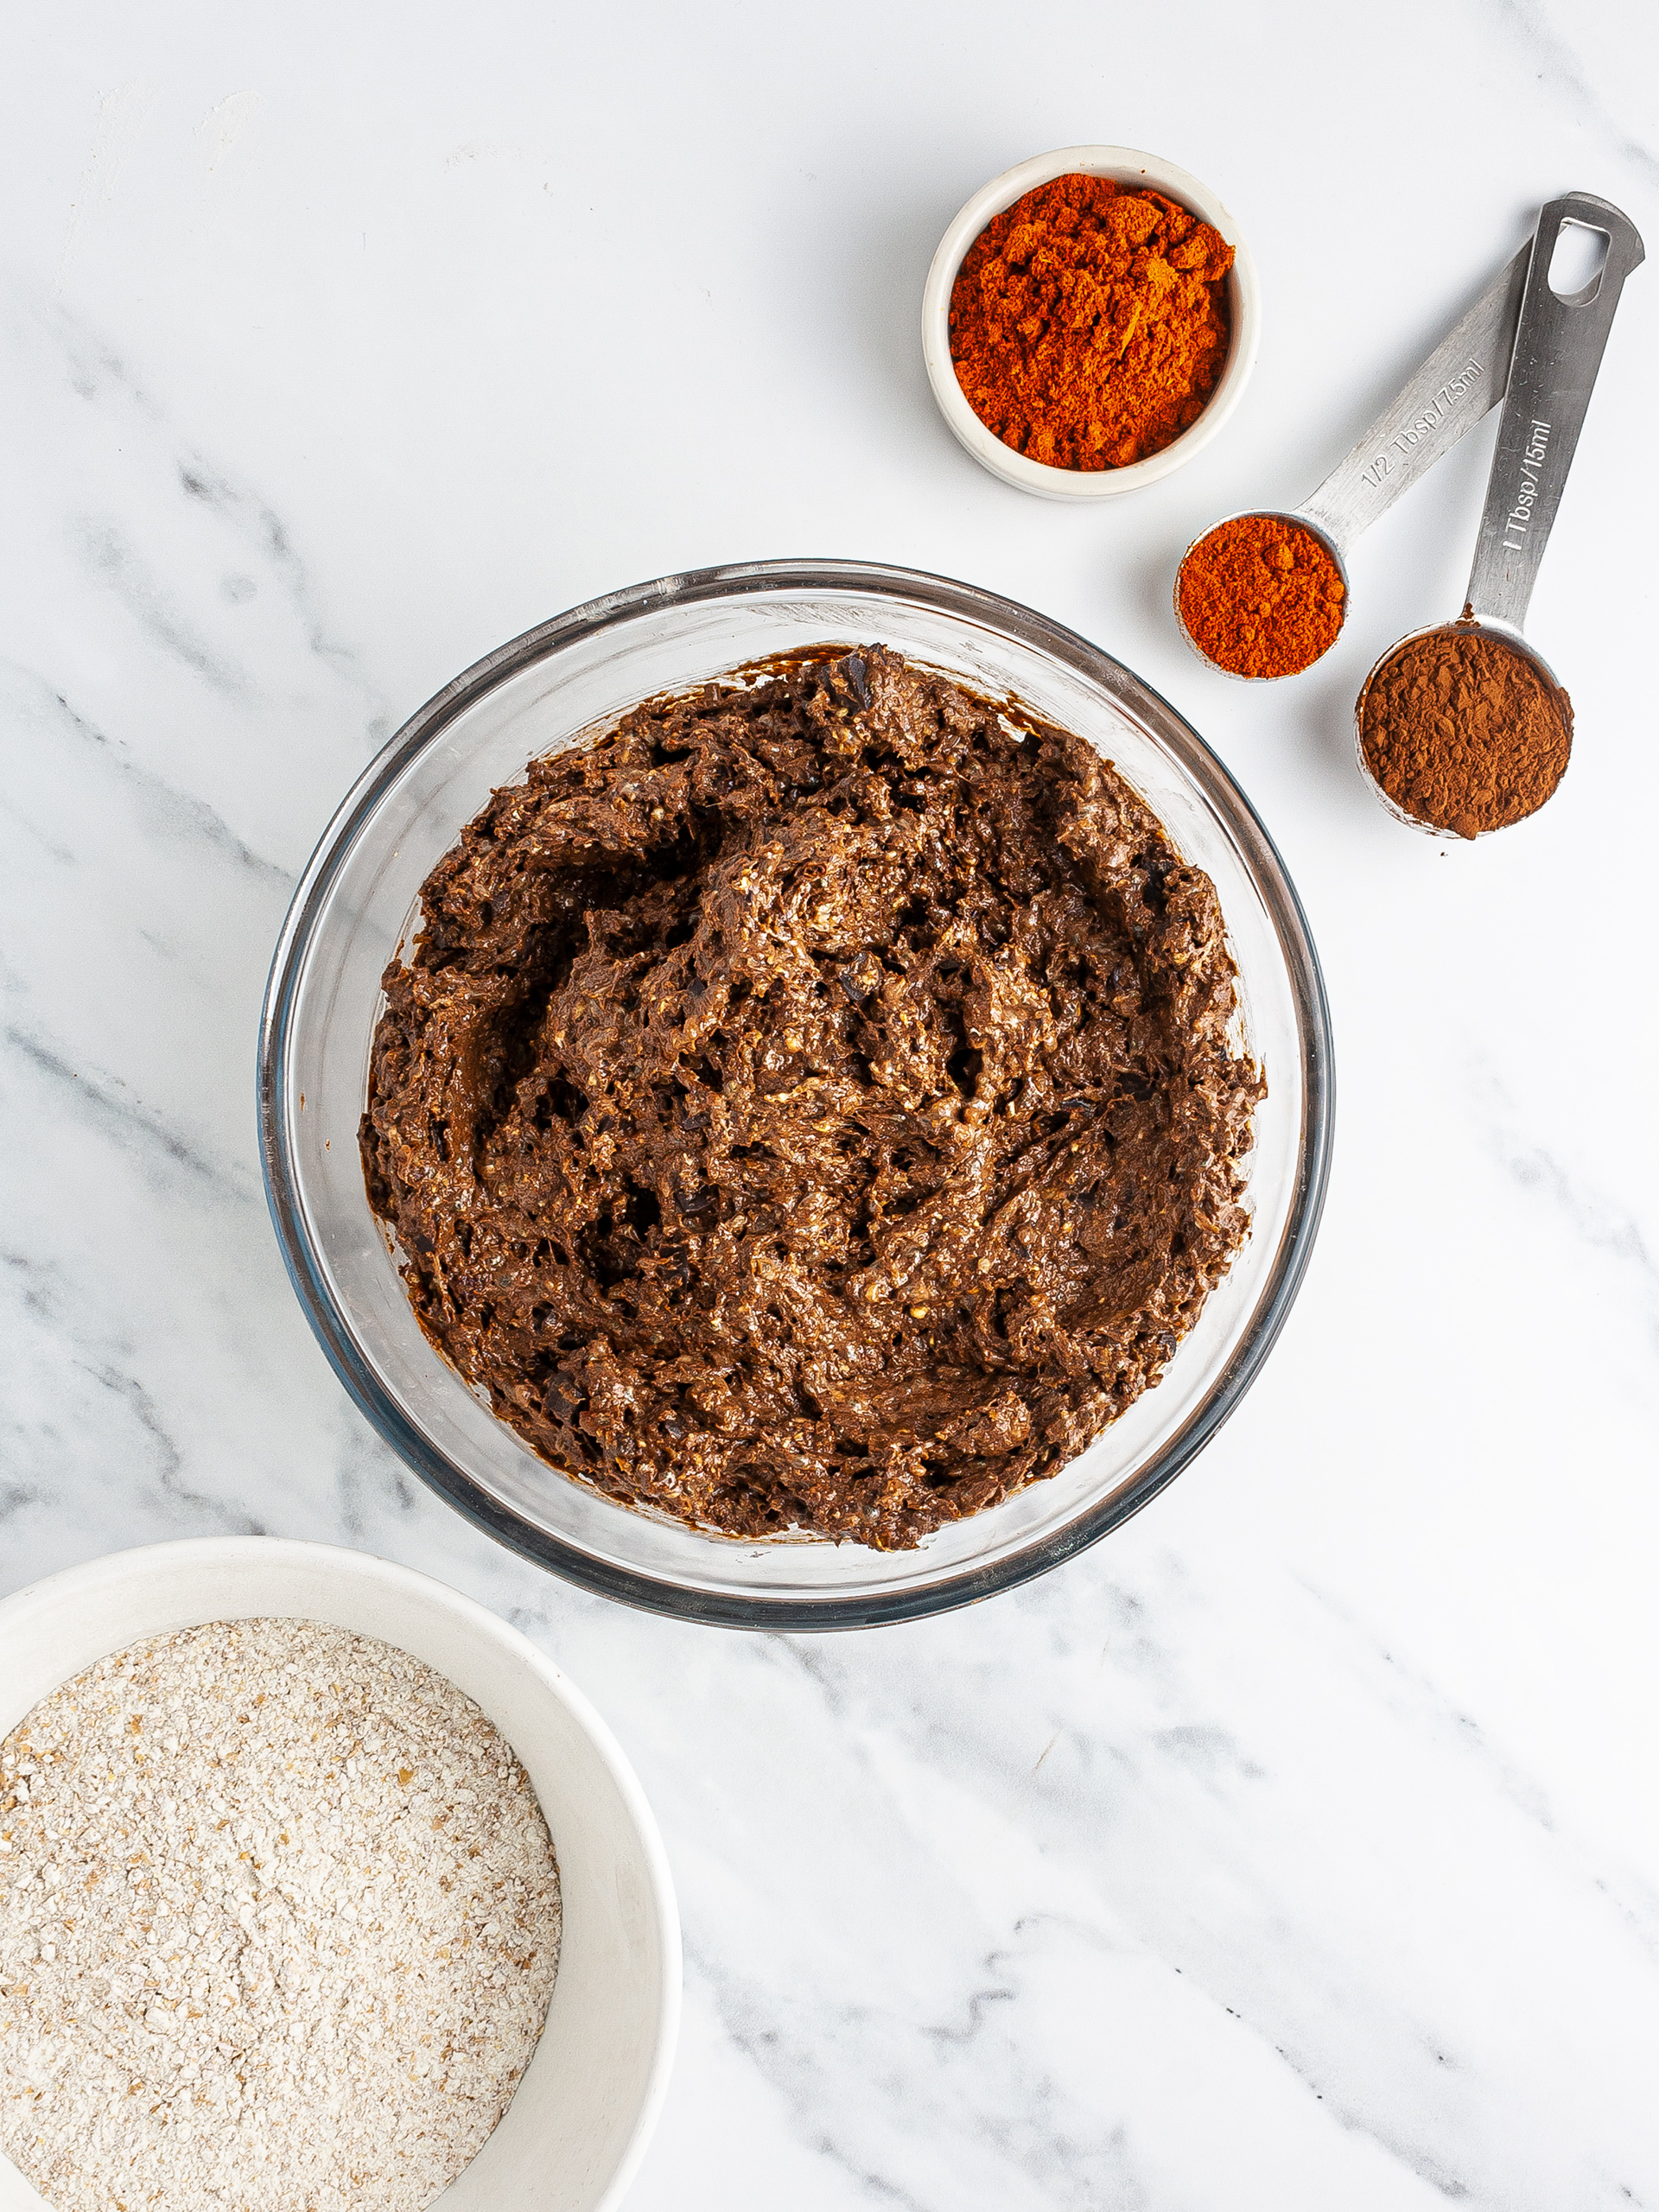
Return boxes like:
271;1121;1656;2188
360;646;1262;1549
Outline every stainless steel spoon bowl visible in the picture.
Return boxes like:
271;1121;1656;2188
1176;245;1529;677
1355;190;1645;835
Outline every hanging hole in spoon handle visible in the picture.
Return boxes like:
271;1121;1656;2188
1465;190;1645;632
1356;192;1643;841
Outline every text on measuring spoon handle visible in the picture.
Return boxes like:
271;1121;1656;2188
1358;357;1489;488
1299;246;1528;551
1466;190;1645;629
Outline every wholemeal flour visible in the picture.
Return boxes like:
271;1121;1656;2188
0;1618;562;2212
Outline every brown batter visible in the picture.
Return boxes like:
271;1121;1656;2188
361;646;1262;1549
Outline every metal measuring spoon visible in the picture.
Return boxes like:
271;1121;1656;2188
1355;190;1645;835
1175;245;1529;677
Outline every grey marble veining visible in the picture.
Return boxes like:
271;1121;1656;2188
3;3;1659;2206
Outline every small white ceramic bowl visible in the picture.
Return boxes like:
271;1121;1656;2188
921;143;1261;501
0;1538;680;2212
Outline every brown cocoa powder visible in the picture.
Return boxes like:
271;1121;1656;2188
1357;622;1573;838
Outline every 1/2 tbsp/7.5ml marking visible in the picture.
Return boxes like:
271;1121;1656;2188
1360;356;1487;488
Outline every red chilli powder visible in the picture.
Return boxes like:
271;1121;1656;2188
1178;513;1347;679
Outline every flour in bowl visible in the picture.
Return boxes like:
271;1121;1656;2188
0;1618;562;2212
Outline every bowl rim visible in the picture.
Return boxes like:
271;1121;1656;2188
0;1535;682;2212
258;556;1335;1630
920;143;1262;501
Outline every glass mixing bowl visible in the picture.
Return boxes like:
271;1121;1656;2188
260;560;1333;1629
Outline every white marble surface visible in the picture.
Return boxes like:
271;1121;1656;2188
4;4;1659;2204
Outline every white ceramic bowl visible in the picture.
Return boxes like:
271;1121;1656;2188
921;144;1262;501
0;1539;680;2212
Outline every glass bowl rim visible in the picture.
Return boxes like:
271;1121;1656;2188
258;556;1335;1630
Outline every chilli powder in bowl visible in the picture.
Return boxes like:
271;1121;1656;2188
0;1619;562;2212
359;645;1264;1552
947;174;1236;470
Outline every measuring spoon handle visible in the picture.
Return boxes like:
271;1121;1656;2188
1466;191;1645;629
1298;247;1529;553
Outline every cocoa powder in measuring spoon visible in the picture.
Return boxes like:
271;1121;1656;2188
1357;620;1573;837
1355;190;1642;839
